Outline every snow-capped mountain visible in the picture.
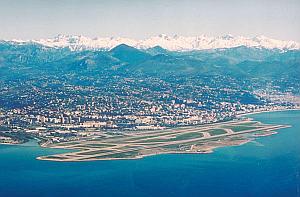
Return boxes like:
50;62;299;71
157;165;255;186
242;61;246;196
6;34;300;51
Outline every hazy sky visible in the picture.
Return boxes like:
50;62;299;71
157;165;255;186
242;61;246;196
0;0;299;41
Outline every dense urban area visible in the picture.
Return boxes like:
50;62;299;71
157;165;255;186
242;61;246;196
0;72;299;145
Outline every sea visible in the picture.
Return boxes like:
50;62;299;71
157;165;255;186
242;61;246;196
0;110;299;197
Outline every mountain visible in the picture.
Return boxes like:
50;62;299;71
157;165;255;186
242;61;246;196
179;46;282;64
47;50;123;72
0;41;299;80
4;34;300;52
143;46;169;55
109;44;151;65
236;50;300;78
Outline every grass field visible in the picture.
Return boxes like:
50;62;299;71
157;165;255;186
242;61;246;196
221;125;258;132
208;129;227;136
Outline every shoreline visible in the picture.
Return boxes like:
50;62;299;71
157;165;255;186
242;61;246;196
0;142;22;146
37;124;290;162
36;137;261;162
237;107;300;117
2;108;297;162
38;123;288;162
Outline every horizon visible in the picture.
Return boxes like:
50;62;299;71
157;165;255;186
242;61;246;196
4;33;299;51
0;0;299;42
3;33;300;43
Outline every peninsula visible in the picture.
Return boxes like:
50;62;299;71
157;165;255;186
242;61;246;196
37;118;289;161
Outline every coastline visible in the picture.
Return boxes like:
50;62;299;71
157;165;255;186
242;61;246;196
36;140;251;162
0;142;21;146
3;108;297;162
3;104;300;197
38;121;289;162
237;107;300;117
36;124;290;162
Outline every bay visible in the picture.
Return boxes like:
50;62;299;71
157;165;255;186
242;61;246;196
0;110;299;197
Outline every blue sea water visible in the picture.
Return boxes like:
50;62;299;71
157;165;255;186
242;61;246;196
0;110;299;197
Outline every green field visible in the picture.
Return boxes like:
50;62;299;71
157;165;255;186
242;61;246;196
222;125;257;132
175;132;204;140
208;129;227;136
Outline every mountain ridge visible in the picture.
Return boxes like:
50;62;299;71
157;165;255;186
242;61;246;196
3;34;300;52
0;40;299;80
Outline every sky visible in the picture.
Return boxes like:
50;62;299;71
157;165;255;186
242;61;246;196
0;0;299;41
